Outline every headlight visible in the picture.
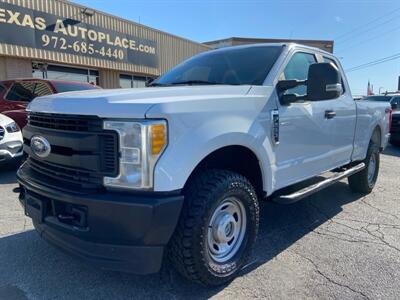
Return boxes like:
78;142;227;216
6;122;20;133
0;126;4;141
103;120;167;190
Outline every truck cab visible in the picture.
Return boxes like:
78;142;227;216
17;43;390;286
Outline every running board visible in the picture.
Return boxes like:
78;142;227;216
274;163;366;204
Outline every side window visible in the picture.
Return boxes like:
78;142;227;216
283;52;316;95
323;57;345;94
33;82;53;97
5;81;52;102
0;83;5;94
392;97;400;106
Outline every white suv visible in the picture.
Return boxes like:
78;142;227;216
0;113;23;164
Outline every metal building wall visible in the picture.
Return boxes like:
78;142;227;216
99;69;120;89
0;0;209;77
0;56;32;80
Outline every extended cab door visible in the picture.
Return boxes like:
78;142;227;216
321;56;357;167
274;51;339;190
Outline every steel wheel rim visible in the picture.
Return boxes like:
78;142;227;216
367;154;376;186
207;197;247;263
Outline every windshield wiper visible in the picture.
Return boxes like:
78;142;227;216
168;80;225;86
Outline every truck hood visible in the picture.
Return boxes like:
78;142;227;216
27;85;252;118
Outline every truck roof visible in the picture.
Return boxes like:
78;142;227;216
208;42;334;56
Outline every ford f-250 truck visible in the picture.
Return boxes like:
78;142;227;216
17;43;391;286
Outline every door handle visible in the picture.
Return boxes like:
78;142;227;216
325;110;336;119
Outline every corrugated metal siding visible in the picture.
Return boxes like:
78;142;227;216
99;69;120;89
0;0;209;76
0;57;5;80
0;56;31;80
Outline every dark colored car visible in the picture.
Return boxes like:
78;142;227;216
390;111;400;146
0;79;100;128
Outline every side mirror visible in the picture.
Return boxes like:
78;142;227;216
276;79;307;105
391;102;398;110
277;79;305;93
280;93;300;105
307;63;342;101
145;78;155;87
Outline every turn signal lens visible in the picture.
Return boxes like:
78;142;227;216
151;124;167;155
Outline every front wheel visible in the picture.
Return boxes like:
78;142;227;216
348;142;380;193
168;170;259;286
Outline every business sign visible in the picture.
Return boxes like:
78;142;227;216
0;2;158;68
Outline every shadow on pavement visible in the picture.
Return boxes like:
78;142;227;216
242;181;363;276
383;145;400;157
0;180;364;299
0;162;19;184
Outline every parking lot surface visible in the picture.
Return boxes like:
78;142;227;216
0;147;399;300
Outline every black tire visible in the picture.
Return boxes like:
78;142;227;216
168;170;259;286
348;141;380;193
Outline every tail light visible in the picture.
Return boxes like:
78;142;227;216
389;108;393;131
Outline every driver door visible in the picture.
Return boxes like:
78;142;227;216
274;51;336;190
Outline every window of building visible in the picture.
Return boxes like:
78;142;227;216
6;81;53;102
51;82;99;93
119;74;150;88
282;52;316;95
33;63;99;86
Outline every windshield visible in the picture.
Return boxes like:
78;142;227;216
152;45;283;86
364;96;392;102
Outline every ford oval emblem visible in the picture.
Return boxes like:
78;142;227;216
31;136;51;158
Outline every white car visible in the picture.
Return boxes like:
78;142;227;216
0;113;23;164
17;43;391;285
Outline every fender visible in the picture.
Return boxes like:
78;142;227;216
146;93;277;193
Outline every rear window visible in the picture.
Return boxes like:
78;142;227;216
390;97;400;105
52;82;100;93
364;96;392;102
5;81;52;102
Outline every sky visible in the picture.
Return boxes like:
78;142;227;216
74;0;400;95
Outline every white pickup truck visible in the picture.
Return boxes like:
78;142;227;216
17;43;391;285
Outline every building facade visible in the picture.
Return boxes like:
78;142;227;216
0;0;209;88
204;37;334;53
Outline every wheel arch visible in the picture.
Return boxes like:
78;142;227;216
371;124;382;148
183;145;266;198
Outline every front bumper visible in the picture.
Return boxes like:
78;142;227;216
0;140;23;163
17;164;184;274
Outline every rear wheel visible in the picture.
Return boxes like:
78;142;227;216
348;141;380;193
168;170;259;286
